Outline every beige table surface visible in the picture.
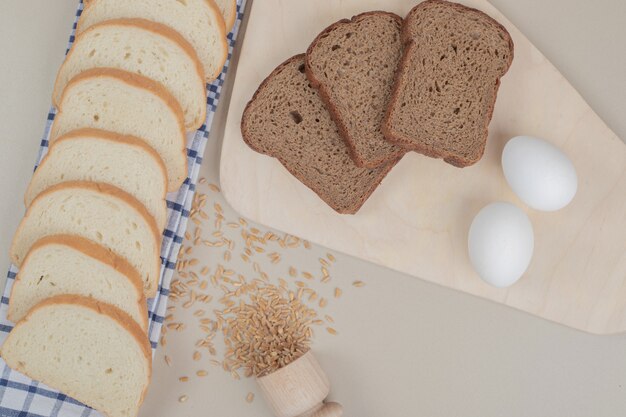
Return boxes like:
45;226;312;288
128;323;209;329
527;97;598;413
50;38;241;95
1;1;625;416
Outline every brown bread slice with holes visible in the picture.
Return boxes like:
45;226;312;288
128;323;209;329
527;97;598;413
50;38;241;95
241;55;399;214
383;0;514;167
305;12;406;168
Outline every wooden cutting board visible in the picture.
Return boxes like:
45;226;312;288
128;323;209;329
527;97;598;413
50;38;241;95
220;0;626;334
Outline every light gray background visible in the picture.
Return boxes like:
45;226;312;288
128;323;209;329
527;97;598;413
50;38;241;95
1;1;625;416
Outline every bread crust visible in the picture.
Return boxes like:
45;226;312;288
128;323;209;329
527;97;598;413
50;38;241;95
1;294;152;416
382;0;514;168
77;0;226;82
51;67;188;191
8;234;148;331
202;0;229;80
241;54;400;214
217;0;237;32
26;128;168;225
305;11;406;169
275;152;400;214
10;181;162;297
53;18;206;130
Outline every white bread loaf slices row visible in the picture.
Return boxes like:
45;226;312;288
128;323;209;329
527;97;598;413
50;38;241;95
1;1;242;413
79;0;228;82
51;68;187;192
8;235;148;331
53;18;206;130
10;182;161;297
27;129;168;231
1;295;151;417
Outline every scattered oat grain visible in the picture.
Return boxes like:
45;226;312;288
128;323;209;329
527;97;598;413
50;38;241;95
166;188;350;387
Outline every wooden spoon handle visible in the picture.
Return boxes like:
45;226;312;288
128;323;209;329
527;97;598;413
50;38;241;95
302;402;343;417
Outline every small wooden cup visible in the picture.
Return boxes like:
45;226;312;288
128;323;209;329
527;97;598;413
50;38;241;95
257;351;343;417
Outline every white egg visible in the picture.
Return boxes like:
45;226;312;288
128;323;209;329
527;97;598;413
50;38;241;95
468;202;534;288
502;136;578;211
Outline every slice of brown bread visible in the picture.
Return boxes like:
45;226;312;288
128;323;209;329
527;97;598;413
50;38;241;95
241;55;399;214
383;0;514;167
305;12;406;168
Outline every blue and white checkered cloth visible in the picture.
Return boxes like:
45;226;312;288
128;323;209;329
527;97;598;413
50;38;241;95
0;1;247;415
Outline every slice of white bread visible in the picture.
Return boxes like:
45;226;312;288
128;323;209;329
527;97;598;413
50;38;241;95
8;235;148;331
26;129;168;232
10;182;161;297
214;0;237;32
52;18;206;130
0;295;151;417
79;0;227;82
50;68;187;191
